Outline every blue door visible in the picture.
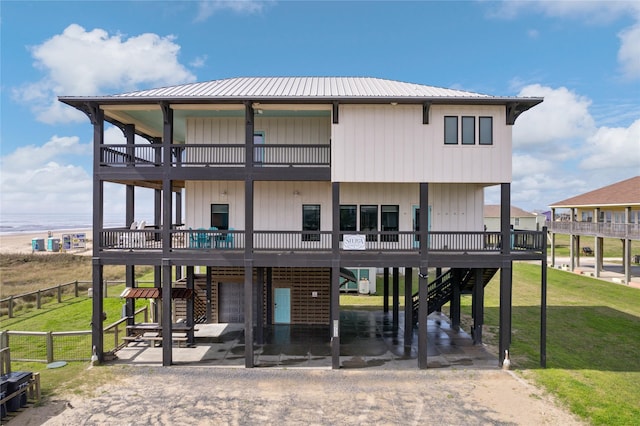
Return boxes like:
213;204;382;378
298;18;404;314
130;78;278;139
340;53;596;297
274;288;291;324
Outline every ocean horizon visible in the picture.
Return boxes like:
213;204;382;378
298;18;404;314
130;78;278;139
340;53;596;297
0;213;122;236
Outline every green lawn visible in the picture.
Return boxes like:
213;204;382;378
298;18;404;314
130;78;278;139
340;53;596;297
464;263;640;425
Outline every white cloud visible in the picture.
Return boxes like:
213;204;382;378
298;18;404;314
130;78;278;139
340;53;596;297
0;136;93;215
513;84;595;147
13;24;196;124
580;119;640;171
195;0;270;22
618;22;640;80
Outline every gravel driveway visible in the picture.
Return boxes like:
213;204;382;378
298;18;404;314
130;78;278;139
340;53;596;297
14;366;584;425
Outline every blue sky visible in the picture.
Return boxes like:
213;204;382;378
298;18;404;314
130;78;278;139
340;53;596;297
1;1;639;223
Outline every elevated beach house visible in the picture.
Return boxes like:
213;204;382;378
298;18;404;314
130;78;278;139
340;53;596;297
548;176;640;284
59;77;545;369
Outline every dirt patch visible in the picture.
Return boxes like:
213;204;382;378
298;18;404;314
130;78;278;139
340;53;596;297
10;366;584;425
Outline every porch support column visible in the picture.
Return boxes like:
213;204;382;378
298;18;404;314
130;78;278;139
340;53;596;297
89;102;104;363
594;208;601;277
160;102;175;365
175;191;183;280
206;267;212;323
256;267;265;345
331;261;341;369
550;208;556;268
244;260;254;368
125;265;135;330
392;267;399;330
624;206;631;284
403;267;413;348
243;102;255;368
383;268;389;313
244;177;255;368
91;259;104;363
450;269;461;332
331;182;341;369
418;182;429;369
161;259;173;366
569;208;576;272
499;182;513;367
540;226;548;368
186;268;195;346
472;268;484;345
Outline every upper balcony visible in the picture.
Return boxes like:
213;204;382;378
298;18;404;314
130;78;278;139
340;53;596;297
546;221;640;240
100;144;331;168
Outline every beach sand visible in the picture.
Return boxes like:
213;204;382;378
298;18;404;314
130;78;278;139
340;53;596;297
0;229;92;255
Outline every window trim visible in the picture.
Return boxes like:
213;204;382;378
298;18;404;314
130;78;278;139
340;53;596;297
461;116;475;145
381;205;399;242
360;205;378;242
479;116;493;145
302;204;321;241
444;116;458;145
210;204;229;230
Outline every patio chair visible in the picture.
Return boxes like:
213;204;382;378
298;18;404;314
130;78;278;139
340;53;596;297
119;221;138;247
217;228;234;249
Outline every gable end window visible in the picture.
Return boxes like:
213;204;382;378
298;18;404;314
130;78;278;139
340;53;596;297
479;116;493;145
462;116;475;145
444;116;458;144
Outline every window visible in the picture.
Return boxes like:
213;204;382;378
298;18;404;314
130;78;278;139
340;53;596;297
444;116;458;144
381;205;399;242
211;204;229;230
462;116;475;145
479;117;493;145
360;205;378;242
254;131;265;163
340;205;357;241
302;204;320;241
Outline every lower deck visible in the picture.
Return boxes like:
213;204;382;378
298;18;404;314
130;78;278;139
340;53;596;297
114;310;497;369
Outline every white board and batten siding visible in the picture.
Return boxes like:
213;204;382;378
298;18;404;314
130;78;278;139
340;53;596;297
186;116;331;145
185;181;483;232
331;104;511;183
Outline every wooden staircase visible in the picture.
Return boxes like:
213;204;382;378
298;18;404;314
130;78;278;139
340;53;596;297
412;267;498;324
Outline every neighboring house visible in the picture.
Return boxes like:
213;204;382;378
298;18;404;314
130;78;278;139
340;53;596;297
59;76;545;369
547;176;640;283
484;205;540;231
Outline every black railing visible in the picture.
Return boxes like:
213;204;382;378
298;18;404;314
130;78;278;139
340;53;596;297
98;229;546;254
100;145;160;166
99;144;331;168
254;145;330;167
175;144;245;166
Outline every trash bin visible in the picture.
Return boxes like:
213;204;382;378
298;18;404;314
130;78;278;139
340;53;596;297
4;371;32;412
0;375;7;418
47;237;60;252
633;255;640;264
31;238;45;252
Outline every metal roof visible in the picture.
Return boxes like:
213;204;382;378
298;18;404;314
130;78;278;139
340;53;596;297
111;77;491;99
59;77;542;105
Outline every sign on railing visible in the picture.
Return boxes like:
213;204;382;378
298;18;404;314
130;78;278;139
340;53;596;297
343;234;366;250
